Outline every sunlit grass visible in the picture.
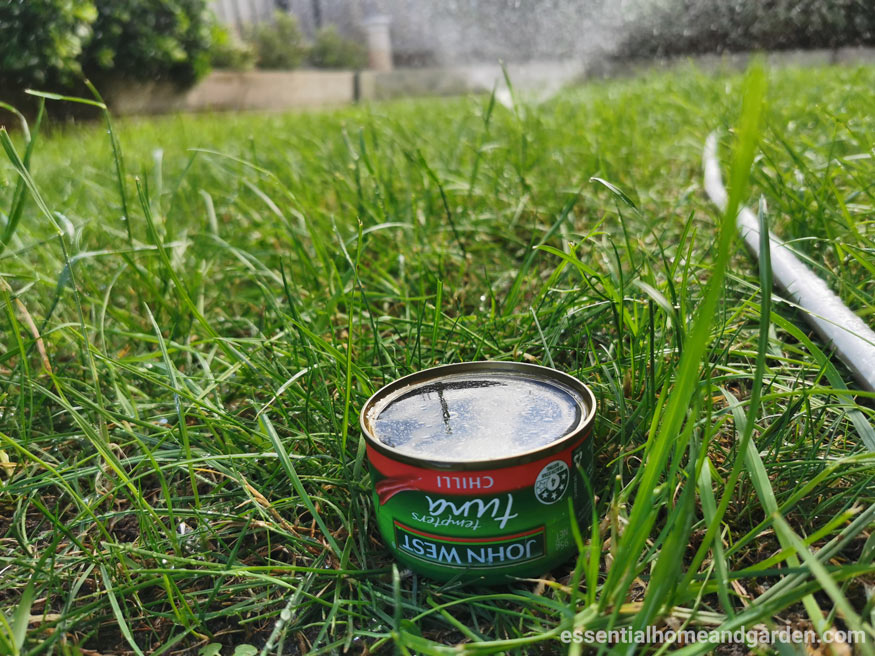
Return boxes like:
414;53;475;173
1;63;874;654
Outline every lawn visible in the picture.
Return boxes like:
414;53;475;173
1;63;874;654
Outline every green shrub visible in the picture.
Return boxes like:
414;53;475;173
617;0;875;58
248;12;307;70
209;23;256;71
0;0;212;98
83;0;213;87
308;26;367;70
0;0;97;89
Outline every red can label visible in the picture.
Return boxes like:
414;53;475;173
366;435;592;580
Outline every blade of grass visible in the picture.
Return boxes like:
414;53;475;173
99;564;146;656
603;62;767;616
771;513;874;650
257;414;342;560
0;100;43;258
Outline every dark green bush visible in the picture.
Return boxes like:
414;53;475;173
83;0;213;87
617;0;875;58
209;23;256;71
248;12;307;70
0;0;212;99
0;0;97;89
308;26;367;70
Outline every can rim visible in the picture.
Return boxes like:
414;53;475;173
359;361;596;471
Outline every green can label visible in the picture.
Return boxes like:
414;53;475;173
394;521;546;568
359;362;596;582
366;437;592;581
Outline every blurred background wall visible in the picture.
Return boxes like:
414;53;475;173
211;0;633;66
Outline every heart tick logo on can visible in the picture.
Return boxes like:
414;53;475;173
534;460;569;504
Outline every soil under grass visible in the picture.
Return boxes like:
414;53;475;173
1;63;874;654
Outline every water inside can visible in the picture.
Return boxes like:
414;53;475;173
370;373;582;461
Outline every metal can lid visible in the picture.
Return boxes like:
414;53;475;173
361;362;595;467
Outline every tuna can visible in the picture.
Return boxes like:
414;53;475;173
360;361;596;583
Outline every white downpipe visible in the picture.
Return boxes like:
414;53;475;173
703;132;875;392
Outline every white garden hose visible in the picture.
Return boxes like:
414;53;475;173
703;132;875;393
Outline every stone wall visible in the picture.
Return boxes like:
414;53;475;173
106;48;875;116
109;70;355;115
358;60;586;102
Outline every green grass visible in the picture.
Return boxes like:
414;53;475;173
1;62;874;654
